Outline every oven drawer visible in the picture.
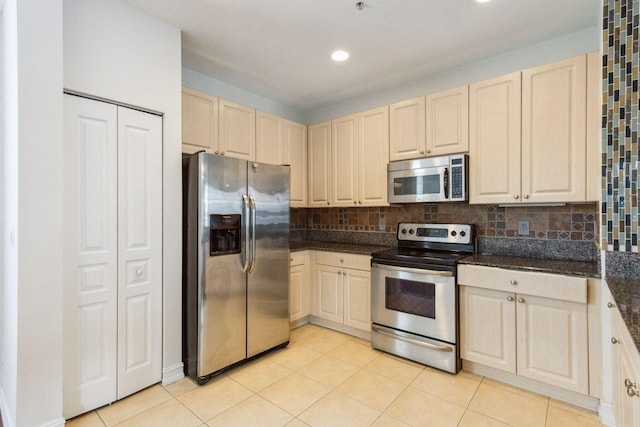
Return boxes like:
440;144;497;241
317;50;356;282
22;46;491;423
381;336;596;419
458;265;587;304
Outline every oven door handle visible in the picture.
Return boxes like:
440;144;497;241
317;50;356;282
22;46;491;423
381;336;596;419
372;325;453;353
371;263;453;277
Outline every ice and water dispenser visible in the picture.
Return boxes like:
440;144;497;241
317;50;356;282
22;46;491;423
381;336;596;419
209;214;241;256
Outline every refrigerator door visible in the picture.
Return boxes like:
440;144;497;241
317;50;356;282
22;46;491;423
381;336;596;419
197;154;248;377
247;162;291;357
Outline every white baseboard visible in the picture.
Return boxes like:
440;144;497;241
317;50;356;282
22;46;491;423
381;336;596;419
598;401;616;427
162;362;184;386
308;316;371;341
0;387;13;427
41;417;66;427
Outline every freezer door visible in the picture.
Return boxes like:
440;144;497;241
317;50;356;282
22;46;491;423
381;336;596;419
247;162;291;357
197;154;247;376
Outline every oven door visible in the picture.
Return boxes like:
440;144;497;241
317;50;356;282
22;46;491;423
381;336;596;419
388;166;448;203
371;262;456;344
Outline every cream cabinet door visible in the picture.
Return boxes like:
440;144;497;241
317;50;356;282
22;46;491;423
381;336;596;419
290;264;309;322
343;268;371;331
521;54;586;203
469;72;522;204
586;51;602;203
515;294;588;394
332;114;359;206
256;111;284;165
426;86;469;156
308;121;332;207
389;97;426;161
219;99;256;160
460;286;516;373
285;120;308;207
314;264;343;323
611;305;640;427
359;106;389;206
182;87;218;154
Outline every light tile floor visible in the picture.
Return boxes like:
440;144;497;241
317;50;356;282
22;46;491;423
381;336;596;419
67;324;604;427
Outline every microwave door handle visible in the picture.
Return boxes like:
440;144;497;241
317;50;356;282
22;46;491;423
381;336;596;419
443;167;449;200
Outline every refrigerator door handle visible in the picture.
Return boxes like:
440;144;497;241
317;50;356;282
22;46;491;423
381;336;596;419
249;195;257;273
241;194;251;272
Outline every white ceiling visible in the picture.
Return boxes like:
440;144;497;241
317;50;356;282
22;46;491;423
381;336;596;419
117;0;600;111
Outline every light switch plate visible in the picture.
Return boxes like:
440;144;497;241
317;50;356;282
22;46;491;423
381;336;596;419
518;220;530;236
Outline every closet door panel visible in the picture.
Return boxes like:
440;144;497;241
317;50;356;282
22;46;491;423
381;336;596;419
63;95;118;419
117;107;163;399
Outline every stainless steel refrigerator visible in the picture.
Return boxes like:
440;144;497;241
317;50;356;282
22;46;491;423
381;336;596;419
182;152;290;384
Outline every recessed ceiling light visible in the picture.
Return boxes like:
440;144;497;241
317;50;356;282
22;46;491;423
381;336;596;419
331;50;350;62
476;0;492;3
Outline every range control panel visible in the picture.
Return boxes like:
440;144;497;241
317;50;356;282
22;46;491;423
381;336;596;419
397;223;473;244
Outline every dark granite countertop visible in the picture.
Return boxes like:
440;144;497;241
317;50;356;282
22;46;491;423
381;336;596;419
460;254;600;278
290;240;389;256
607;277;640;353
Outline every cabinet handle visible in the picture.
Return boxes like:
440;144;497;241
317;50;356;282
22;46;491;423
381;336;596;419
611;337;619;344
420;150;425;155
353;201;357;205
221;152;225;155
523;194;529;199
625;379;640;397
340;258;344;263
214;151;219;154
343;271;347;276
507;296;514;302
517;297;525;303
327;202;330;205
510;280;518;285
358;201;362;204
607;302;616;308
513;194;519;200
426;149;431;154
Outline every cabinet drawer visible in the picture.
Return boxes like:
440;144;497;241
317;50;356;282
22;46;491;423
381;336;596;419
290;251;306;266
315;251;371;271
458;265;587;304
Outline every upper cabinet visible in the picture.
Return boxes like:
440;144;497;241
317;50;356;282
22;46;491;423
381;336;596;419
389;97;426;161
425;85;469;156
330;107;389;207
308;121;332;207
285;120;308;208
219;99;256;161
256;111;284;165
182;87;256;161
358;106;389;206
470;54;589;204
182;87;219;154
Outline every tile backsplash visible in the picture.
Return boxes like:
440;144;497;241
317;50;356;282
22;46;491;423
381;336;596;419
292;203;598;243
603;0;639;252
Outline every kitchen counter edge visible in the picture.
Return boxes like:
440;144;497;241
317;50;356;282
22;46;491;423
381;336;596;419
459;254;600;279
290;240;389;256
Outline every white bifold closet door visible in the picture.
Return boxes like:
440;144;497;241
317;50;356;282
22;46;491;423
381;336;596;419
63;94;162;419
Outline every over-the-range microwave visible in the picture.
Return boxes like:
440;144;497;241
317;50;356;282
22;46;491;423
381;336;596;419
387;154;468;203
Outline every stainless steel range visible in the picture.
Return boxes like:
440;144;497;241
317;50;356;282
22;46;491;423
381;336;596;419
370;223;474;373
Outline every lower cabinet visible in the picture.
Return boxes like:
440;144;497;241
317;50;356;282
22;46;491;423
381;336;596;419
459;265;589;395
289;251;310;324
609;291;640;427
312;251;371;333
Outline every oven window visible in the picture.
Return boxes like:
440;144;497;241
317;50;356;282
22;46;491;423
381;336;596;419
393;175;440;196
385;277;435;319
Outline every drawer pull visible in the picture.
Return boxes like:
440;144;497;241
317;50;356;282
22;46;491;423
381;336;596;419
517;297;525;304
507;296;514;302
607;302;616;308
611;337;619;344
510;280;518;285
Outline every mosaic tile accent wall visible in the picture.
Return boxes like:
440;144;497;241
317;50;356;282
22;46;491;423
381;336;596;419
292;203;598;242
603;0;640;252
